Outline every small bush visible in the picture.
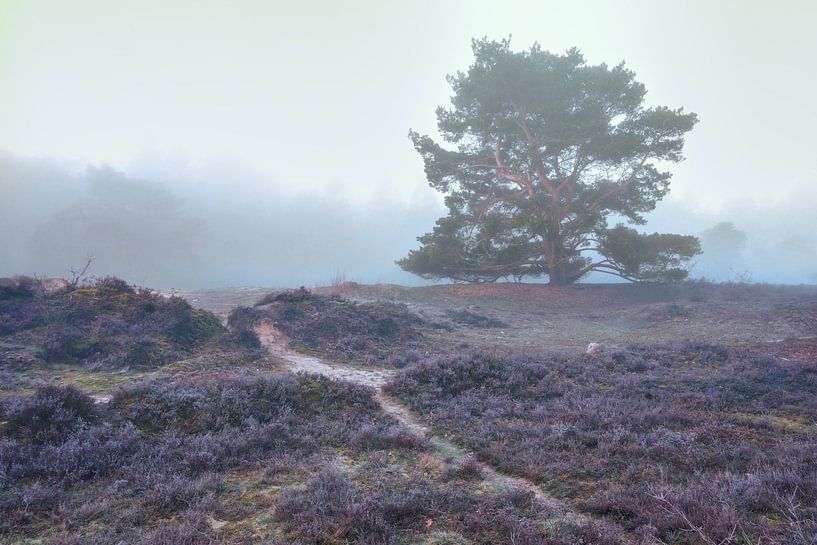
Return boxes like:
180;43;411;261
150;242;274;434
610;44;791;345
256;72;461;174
252;288;428;366
165;302;224;349
93;276;135;294
666;302;689;317
0;276;36;301
225;306;263;349
789;302;817;336
261;286;313;304
351;423;429;452
446;309;508;328
124;337;162;367
443;457;483;481
2;385;96;444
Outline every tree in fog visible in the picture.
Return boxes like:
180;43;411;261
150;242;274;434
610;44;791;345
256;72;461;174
698;222;749;281
400;39;700;284
31;167;203;286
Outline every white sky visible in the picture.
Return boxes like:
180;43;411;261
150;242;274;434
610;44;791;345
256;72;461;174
1;0;816;210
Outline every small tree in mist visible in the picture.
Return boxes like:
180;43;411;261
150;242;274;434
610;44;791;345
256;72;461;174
399;38;700;284
31;167;202;286
699;222;749;281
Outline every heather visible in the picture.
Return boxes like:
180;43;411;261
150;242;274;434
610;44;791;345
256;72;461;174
0;276;236;370
386;343;817;544
445;309;509;329
0;374;422;542
275;465;620;545
0;376;618;545
250;287;429;366
5;277;816;544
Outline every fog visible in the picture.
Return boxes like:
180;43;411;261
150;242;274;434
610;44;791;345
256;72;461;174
1;150;814;288
645;194;817;285
0;150;442;288
1;1;816;287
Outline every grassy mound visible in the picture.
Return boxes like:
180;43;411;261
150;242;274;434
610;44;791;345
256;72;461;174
0;276;254;370
386;343;817;544
252;287;428;366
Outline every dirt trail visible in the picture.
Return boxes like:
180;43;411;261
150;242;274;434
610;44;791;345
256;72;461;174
254;321;582;522
255;322;395;387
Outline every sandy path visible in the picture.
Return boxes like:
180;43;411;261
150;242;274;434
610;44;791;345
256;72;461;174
254;321;395;387
254;321;588;523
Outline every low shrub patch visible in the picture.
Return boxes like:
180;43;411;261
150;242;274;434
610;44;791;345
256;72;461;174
0;373;417;541
0;277;253;369
250;288;429;366
275;466;621;545
386;343;817;544
446;309;508;328
0;276;37;301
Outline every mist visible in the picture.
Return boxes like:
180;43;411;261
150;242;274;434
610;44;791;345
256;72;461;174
2;1;816;288
644;192;817;285
0;150;443;288
1;149;813;288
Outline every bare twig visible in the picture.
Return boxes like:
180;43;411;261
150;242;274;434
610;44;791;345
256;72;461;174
648;491;739;545
68;254;94;291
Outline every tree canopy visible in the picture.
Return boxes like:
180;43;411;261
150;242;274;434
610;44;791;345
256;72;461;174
399;38;701;284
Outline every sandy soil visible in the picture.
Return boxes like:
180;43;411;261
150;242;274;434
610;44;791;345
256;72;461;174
254;321;394;388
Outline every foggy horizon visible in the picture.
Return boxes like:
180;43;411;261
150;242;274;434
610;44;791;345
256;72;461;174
2;147;815;288
2;1;816;287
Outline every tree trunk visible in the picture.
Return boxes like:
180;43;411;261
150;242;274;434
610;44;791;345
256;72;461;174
547;262;571;286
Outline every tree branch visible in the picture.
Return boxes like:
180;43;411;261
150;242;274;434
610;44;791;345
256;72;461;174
465;138;536;197
588;155;649;212
509;103;558;198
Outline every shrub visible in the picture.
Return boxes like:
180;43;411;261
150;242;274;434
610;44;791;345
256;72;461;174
446;309;508;328
351;423;429;452
0;299;46;336
41;323;105;361
252;288;428;366
443;457;483;481
165;301;225;349
225;306;263;349
256;286;313;305
0;280;237;368
0;276;36;301
93;276;135;294
2;384;96;444
790;302;817;336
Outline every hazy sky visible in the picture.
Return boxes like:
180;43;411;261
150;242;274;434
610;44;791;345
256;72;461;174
1;1;816;286
2;0;815;209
